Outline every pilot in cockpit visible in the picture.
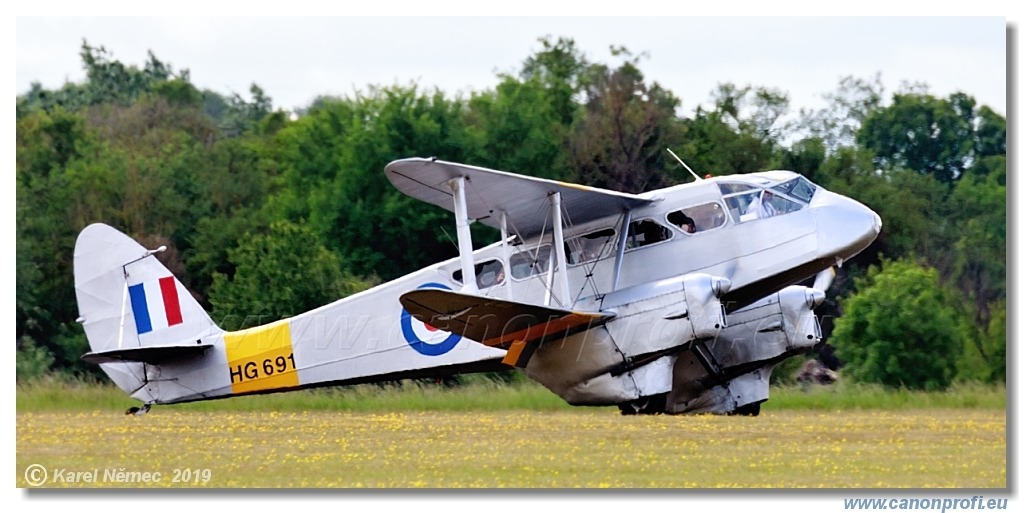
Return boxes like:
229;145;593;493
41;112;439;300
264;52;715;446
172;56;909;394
745;189;774;219
759;190;779;218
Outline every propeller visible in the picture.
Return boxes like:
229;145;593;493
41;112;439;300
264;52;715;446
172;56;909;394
812;267;836;292
805;267;837;309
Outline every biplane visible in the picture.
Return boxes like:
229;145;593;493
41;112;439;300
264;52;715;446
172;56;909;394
75;157;880;415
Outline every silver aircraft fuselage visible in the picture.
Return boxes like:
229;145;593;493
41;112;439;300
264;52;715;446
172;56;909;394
76;168;880;415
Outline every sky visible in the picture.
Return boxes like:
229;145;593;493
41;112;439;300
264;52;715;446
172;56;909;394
14;16;1008;119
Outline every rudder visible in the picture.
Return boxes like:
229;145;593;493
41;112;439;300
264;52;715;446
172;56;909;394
74;223;222;395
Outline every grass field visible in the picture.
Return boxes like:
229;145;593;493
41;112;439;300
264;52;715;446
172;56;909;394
14;378;1007;412
15;380;1007;489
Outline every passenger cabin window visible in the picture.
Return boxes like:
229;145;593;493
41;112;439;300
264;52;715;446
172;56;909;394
721;187;803;223
452;259;506;289
510;245;551;280
565;228;616;265
625;219;672;250
667;203;727;234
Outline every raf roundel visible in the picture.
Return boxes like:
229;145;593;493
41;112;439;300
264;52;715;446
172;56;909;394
400;283;462;356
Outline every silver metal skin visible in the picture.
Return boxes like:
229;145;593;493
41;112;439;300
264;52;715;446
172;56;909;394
75;163;880;415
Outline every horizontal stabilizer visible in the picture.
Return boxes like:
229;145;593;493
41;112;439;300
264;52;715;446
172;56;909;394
82;343;214;365
400;289;612;367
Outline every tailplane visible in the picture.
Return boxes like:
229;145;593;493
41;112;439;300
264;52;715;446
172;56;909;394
74;223;222;395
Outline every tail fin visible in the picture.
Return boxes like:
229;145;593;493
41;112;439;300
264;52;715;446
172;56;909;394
74;223;222;395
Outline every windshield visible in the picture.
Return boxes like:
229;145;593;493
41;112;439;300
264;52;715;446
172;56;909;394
719;180;809;224
772;176;817;203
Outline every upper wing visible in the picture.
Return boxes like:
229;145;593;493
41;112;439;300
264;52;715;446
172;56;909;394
400;288;613;367
385;158;655;239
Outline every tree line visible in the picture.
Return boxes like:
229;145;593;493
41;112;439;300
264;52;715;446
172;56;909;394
16;38;1006;389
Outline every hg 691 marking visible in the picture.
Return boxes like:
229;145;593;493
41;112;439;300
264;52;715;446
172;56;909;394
229;353;295;384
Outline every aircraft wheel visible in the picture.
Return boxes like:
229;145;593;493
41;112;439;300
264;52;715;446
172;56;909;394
617;403;639;415
618;393;668;415
730;401;762;416
125;404;151;416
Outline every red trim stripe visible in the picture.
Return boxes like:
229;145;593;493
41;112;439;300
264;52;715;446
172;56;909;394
159;276;183;326
482;313;597;348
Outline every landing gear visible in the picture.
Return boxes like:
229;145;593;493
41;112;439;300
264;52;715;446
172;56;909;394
617;393;668;415
125;404;152;416
729;401;762;417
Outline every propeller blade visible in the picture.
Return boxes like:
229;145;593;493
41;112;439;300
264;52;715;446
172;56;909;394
813;267;836;292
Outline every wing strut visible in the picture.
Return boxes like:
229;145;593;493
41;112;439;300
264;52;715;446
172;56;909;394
449;176;478;293
550;192;571;307
612;208;632;292
500;210;512;299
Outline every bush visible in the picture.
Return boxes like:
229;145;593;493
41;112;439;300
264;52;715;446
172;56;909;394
831;259;967;390
16;336;56;382
208;220;374;330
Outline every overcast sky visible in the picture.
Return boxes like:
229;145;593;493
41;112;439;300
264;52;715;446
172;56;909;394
15;16;1007;118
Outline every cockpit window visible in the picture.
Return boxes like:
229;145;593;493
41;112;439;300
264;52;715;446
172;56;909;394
772;177;817;203
724;190;802;223
565;228;616;265
510;245;551;280
717;183;756;195
625;219;672;250
452;259;506;289
667;203;727;234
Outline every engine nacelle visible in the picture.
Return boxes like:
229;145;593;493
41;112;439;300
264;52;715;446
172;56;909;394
664;285;823;414
523;273;732;406
681;273;731;339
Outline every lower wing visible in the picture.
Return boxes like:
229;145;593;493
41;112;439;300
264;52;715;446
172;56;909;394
400;289;613;367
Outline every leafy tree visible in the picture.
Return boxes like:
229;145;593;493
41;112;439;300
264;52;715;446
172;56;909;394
267;86;486;280
467;71;574;179
948;161;1006;325
709;83;792;144
220;83;276;137
957;299;1006;384
18;41;190;116
981;300;1006;383
672;83;787;178
678;106;776;178
971;107;1006;168
16;108;96;368
464;36;592;181
857;91;1002;183
519;36;589;127
779;137;827;184
798;74;884;152
208;221;373;330
182;135;274;301
568;48;685;192
831;259;967;390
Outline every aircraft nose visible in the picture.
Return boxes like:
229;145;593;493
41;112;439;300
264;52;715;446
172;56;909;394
814;191;881;263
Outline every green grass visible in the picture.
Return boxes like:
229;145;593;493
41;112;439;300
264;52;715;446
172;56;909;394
15;376;579;413
16;376;1006;413
16;409;1007;488
16;378;1007;488
766;381;1006;411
